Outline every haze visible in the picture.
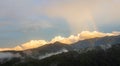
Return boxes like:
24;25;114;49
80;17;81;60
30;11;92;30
0;0;120;48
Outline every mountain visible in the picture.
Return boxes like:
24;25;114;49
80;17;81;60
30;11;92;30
24;35;120;57
0;42;73;61
0;35;120;66
23;42;73;59
72;35;120;50
1;43;120;66
29;43;120;66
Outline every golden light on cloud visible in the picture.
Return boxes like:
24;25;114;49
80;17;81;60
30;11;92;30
0;31;119;51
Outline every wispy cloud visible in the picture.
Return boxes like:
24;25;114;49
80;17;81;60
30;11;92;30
0;0;120;34
40;0;120;33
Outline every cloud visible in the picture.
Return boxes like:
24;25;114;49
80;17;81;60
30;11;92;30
0;53;14;59
0;40;48;51
50;31;118;44
40;0;120;33
20;40;48;50
0;0;119;34
0;52;21;59
0;0;120;50
0;52;21;63
0;31;119;51
39;48;68;60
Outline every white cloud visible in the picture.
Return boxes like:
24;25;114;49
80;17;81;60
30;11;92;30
39;48;68;60
0;53;13;59
0;52;21;59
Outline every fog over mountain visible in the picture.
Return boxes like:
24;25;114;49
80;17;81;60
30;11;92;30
0;34;120;66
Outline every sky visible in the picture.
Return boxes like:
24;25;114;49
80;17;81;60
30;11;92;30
0;0;120;48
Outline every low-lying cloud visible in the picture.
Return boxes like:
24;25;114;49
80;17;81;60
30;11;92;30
0;31;120;51
0;52;21;63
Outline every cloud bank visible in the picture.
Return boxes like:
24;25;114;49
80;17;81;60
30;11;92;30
0;31;120;51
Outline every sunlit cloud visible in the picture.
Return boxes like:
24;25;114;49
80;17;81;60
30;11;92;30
0;31;119;51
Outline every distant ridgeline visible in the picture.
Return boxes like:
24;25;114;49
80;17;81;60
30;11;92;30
0;35;120;66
